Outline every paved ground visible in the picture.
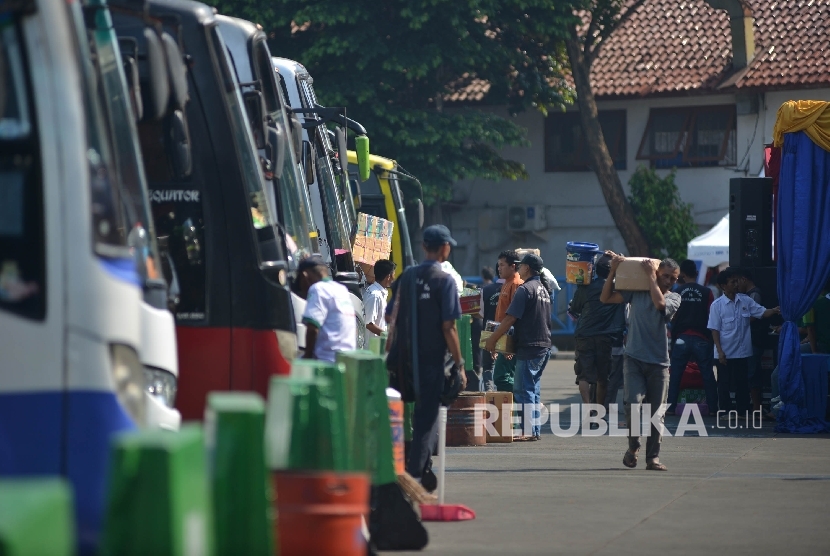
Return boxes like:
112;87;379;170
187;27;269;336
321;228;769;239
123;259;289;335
386;354;830;555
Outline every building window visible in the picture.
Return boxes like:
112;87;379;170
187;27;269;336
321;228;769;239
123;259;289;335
544;110;626;172
636;105;736;168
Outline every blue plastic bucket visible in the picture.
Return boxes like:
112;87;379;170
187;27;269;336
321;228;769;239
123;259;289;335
565;242;600;285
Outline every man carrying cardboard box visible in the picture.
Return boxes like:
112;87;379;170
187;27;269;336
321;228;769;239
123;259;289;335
484;253;552;440
491;250;523;392
600;252;681;471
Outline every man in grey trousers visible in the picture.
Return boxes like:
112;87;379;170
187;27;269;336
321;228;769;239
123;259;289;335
600;252;681;471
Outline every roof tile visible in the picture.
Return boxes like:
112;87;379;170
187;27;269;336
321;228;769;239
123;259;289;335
447;0;830;103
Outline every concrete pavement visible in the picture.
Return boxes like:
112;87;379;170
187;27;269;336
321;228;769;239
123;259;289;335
386;354;830;555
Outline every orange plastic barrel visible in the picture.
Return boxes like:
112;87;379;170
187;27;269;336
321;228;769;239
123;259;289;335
273;471;370;556
387;388;405;474
388;397;405;475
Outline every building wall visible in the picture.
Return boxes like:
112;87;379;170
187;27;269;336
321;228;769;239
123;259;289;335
448;88;830;278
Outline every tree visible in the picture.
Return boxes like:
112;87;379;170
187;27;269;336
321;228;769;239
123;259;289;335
208;0;576;203
561;0;651;256
627;166;697;261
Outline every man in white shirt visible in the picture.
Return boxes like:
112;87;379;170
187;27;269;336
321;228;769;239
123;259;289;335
365;259;396;339
708;267;779;415
297;255;357;362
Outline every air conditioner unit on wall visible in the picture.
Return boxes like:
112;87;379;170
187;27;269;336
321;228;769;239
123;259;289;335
507;205;547;232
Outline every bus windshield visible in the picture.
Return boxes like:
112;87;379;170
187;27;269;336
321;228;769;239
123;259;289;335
316;150;350;251
271;85;316;266
69;3;140;260
84;8;163;284
209;26;313;265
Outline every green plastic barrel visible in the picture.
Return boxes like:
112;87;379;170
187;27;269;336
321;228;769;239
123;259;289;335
295;359;351;470
367;335;381;355
206;393;273;555
0;478;74;556
266;373;347;472
102;425;213;556
457;315;473;371
337;351;397;485
287;375;348;471
265;376;295;470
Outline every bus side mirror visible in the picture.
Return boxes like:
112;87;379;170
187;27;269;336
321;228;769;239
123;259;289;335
336;128;360;207
268;125;285;181
302;141;316;185
161;32;188;111
169;109;192;179
142;28;170;121
118;37;144;121
355;135;370;182
289;113;303;165
416;198;424;229
242;90;267;149
260;260;289;287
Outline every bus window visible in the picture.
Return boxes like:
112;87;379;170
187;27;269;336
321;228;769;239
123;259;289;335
0;22;45;320
151;190;206;321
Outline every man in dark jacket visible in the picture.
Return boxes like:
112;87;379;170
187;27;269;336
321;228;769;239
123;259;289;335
484;254;552;439
667;260;717;416
386;225;465;486
569;254;626;409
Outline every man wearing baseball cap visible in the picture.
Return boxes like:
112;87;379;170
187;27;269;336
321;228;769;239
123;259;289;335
484;253;552;439
296;254;357;362
386;224;465;487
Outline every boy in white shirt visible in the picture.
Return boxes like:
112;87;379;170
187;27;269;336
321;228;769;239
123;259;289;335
365;259;396;339
297;255;357;362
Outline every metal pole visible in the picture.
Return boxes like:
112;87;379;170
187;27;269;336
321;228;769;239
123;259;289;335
437;406;448;505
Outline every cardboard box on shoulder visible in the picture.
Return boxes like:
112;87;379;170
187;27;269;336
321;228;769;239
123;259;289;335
614;257;661;291
479;330;515;354
484;392;513;443
515;247;540;258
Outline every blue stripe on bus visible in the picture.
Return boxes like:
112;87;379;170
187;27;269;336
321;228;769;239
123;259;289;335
0;392;64;476
99;257;142;287
0;390;136;555
67;391;136;554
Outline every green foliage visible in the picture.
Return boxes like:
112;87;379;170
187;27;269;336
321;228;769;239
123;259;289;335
206;0;578;202
627;166;697;261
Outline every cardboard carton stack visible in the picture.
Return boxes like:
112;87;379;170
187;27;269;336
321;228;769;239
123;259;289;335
353;213;394;265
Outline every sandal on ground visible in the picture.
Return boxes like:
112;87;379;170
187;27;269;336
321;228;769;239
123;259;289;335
623;449;638;468
513;435;539;442
646;460;668;471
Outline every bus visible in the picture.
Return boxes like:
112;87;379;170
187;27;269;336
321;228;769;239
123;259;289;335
114;0;301;421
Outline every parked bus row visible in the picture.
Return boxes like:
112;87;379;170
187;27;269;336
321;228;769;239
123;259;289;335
0;0;422;551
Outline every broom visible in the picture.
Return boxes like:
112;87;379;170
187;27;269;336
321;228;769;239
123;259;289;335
397;472;437;505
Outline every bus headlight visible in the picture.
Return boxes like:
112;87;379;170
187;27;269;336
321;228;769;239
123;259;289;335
110;344;147;426
144;367;178;408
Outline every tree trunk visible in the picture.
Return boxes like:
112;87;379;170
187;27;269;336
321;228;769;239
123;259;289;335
564;32;651;257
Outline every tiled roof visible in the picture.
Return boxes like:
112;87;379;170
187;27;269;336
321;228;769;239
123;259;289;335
736;0;830;89
448;0;830;102
444;74;491;102
592;0;830;97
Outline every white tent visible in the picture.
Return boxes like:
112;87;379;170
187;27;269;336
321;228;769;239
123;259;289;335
687;214;729;281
